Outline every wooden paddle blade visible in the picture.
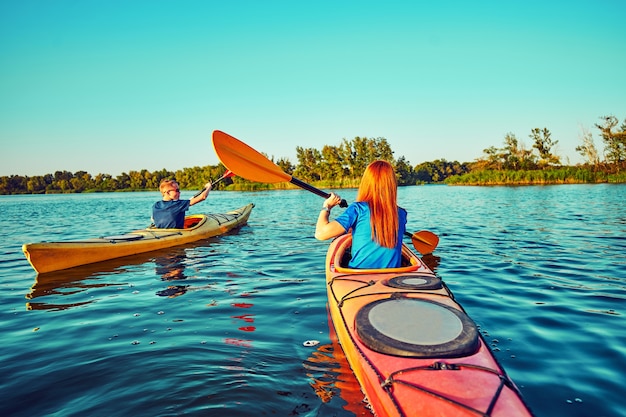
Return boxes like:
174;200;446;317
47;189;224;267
409;230;439;254
212;130;291;183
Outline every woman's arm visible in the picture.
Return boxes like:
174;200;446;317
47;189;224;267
315;192;346;240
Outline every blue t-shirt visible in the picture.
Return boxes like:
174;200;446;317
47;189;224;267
152;200;191;229
334;201;407;269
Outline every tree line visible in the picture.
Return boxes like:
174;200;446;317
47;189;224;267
470;115;625;172
1;114;624;194
446;114;626;185
280;114;625;185
0;166;226;195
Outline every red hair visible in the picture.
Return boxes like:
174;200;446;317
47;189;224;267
356;160;398;248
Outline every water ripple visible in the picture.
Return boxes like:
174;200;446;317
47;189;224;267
1;186;625;417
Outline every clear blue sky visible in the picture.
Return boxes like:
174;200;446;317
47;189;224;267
1;0;624;177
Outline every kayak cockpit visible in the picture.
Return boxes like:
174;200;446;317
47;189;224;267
330;234;424;275
147;214;207;231
183;215;205;229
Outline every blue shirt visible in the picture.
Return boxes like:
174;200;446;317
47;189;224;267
152;200;191;229
334;201;407;269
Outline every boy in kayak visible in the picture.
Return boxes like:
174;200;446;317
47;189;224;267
152;179;212;229
314;160;407;269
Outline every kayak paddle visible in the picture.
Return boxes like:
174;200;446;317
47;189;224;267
212;130;348;207
193;169;235;198
211;130;439;254
403;230;439;255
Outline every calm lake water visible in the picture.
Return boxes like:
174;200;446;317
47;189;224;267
1;184;624;417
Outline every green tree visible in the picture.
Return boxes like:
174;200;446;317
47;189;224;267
530;127;560;167
51;170;73;191
152;169;175;189
501;133;536;170
128;170;146;189
144;170;158;189
595;115;626;166
320;145;346;181
413;159;466;183
395;156;414;185
115;172;131;190
95;173;115;191
294;147;322;181
27;176;47;193
78;171;94;189
477;146;503;170
340;136;394;179
69;171;93;192
0;175;27;194
575;126;600;167
275;158;295;176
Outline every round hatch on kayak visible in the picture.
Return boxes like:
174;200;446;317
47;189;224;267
385;274;442;290
355;298;479;358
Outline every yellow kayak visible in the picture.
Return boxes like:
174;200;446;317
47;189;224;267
22;203;254;274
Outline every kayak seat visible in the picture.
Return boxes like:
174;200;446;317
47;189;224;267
339;248;413;268
339;247;352;268
355;298;480;358
183;216;203;229
333;234;421;274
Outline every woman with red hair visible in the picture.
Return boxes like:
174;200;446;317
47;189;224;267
315;160;406;269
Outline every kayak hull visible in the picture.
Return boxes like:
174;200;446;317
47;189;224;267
23;203;254;274
325;234;534;417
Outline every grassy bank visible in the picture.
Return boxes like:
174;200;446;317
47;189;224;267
444;168;626;185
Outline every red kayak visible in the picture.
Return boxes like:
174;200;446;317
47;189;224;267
325;234;534;417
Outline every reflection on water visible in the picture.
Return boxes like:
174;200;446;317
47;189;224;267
155;285;189;298
225;278;257;349
155;252;188;281
26;243;224;305
155;252;189;297
303;314;372;416
420;252;440;272
24;259;133;310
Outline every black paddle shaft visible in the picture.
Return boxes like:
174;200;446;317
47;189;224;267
290;177;348;208
192;175;229;198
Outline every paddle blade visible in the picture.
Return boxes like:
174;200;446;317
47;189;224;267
212;130;291;183
409;230;439;255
